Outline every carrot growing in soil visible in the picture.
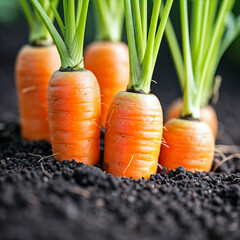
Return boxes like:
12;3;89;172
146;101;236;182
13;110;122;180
159;0;238;172
163;0;240;138
31;0;101;164
16;0;60;141
84;0;129;128
103;0;173;179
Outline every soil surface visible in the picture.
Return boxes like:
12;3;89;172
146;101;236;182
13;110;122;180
0;22;240;240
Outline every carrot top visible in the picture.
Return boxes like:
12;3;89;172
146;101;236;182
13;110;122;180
164;0;240;113
30;0;89;70
93;0;124;42
124;0;173;94
20;0;58;45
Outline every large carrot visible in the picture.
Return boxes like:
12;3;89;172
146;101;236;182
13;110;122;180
159;0;236;172
16;0;60;141
84;0;129;128
162;0;240;139
103;0;173;179
31;0;101;165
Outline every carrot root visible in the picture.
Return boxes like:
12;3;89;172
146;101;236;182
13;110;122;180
15;44;60;141
47;70;101;165
103;91;163;179
159;118;215;172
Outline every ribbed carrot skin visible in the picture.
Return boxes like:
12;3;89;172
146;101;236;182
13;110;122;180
84;42;129;128
15;44;60;141
103;91;163;179
159;118;214;172
47;70;101;164
165;98;218;138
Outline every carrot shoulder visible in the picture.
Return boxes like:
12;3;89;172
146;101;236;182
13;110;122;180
48;70;101;164
165;98;218;138
103;91;162;179
15;44;60;141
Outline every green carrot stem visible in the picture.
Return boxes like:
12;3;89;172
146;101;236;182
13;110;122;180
133;0;144;63
196;0;235;108
194;0;209;86
20;0;57;45
125;0;172;94
93;0;124;42
180;0;198;119
163;15;185;91
31;0;89;70
191;0;203;66
124;0;142;89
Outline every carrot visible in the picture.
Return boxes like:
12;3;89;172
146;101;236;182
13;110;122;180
159;0;236;172
165;98;218;138
103;91;163;179
84;0;129;128
160;119;214;172
16;0;60;141
31;0;101;164
48;70;100;164
163;0;240;140
85;42;129;128
103;0;173;179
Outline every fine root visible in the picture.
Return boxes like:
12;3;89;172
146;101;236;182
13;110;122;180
123;155;135;177
212;153;240;172
107;109;115;133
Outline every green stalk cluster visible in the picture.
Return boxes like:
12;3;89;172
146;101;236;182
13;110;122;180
20;0;58;45
164;0;240;118
31;0;90;70
125;0;173;94
93;0;125;42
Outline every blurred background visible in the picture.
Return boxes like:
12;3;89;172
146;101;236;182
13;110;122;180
0;0;239;145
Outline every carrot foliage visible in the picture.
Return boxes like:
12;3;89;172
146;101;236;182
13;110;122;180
20;0;58;45
30;0;90;70
93;0;125;42
125;0;173;94
164;0;240;118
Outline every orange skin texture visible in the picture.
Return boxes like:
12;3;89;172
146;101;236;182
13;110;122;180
47;70;101;164
159;118;215;172
103;91;163;179
15;44;60;141
165;98;218;138
84;42;129;128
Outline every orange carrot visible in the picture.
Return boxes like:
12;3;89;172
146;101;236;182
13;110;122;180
103;0;173;179
84;42;129;128
103;91;162;179
16;0;60;141
165;98;218;138
16;45;60;141
159;118;214;172
48;70;101;164
31;0;101;164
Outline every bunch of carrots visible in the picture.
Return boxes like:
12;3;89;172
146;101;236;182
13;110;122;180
14;0;240;179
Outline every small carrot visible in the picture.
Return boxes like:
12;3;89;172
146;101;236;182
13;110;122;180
84;0;129;128
165;98;218;138
16;0;60;141
162;0;240;140
31;0;101;164
160;119;214;172
103;0;173;179
159;0;236;171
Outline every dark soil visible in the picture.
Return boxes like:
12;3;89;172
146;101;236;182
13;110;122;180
0;124;240;240
0;22;240;240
